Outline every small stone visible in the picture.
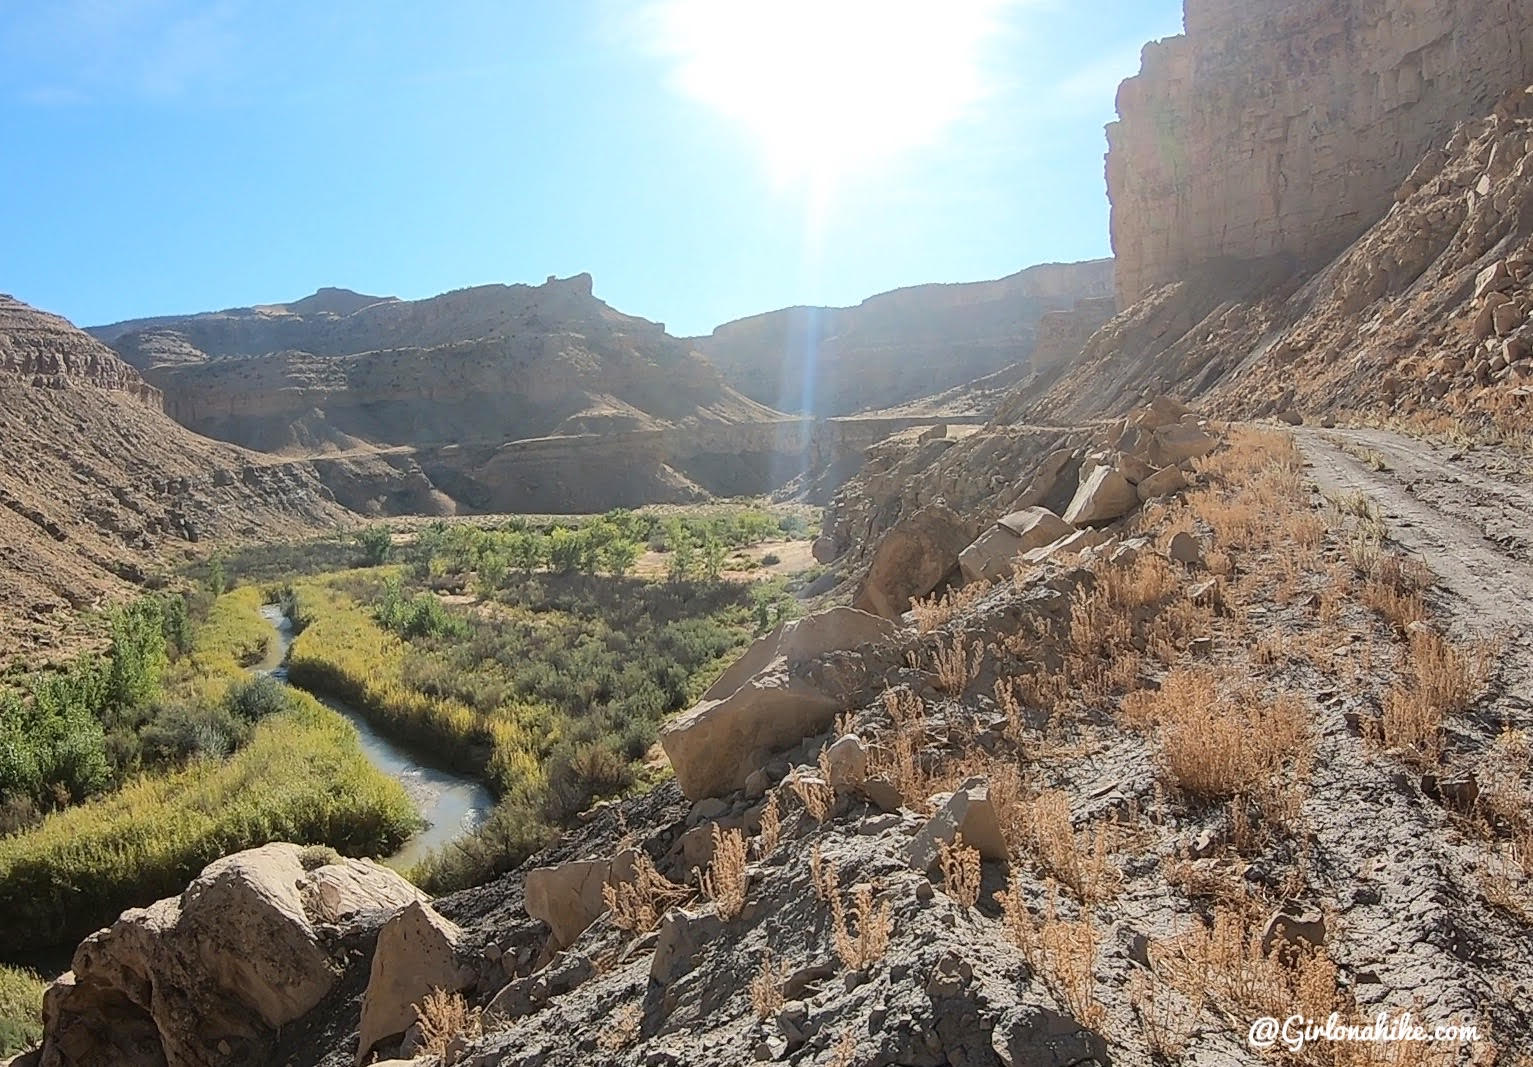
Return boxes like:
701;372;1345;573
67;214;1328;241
822;734;868;788
1260;908;1327;955
1188;578;1223;609
1166;531;1204;567
925;951;972;997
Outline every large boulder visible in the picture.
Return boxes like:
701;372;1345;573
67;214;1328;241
662;608;898;800
853;503;973;619
1136;465;1186;501
1062;466;1138;526
524;860;612;952
357;901;467;1065
958;508;1073;584
1011;449;1077;512
40;844;425;1067
1147;423;1218;467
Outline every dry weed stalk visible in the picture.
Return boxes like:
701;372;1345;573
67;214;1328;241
1015;790;1121;904
828;1029;859;1067
757;790;782;856
749;950;786;1020
830;881;892;971
810;845;837;902
597;1003;642;1052
697;825;748;920
415;988;482;1059
1128;668;1313;824
937;834;981;908
931;634;983;695
603;851;690;933
1127;973;1193;1060
1377;629;1493;767
791;773;836;822
1150;908;1387;1060
996;879;1104;1029
912;581;990;633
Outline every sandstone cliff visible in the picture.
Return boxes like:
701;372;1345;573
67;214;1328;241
0;296;351;662
89;277;824;513
694;260;1114;416
1109;0;1533;307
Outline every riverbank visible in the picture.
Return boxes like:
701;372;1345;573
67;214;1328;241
259;605;491;870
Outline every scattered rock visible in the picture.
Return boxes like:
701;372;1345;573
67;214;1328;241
1136;465;1186;501
852;503;973;618
1063;465;1138;526
821;734;869;787
662;607;897;799
650;907;725;986
958;507;1074;583
908;776;1008;870
524;859;612;952
1166;531;1204;567
1260;908;1328;956
357;901;467;1065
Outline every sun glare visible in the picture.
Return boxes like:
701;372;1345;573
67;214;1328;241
646;0;1019;185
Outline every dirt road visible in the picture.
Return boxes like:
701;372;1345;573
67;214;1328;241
1293;425;1533;647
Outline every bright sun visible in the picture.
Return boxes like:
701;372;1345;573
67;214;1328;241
646;0;1018;185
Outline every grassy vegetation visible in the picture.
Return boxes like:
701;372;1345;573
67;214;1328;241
0;964;44;1056
0;589;418;954
282;514;811;891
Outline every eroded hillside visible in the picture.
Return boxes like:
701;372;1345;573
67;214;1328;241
0;295;349;662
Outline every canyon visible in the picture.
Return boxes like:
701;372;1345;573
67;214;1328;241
8;0;1533;1064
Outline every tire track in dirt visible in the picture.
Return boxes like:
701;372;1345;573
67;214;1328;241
1292;426;1533;652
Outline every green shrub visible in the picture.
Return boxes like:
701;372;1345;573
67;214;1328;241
356;526;393;566
0;694;417;953
224;675;292;723
0;964;44;1056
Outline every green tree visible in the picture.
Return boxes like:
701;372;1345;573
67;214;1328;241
666;524;696;583
701;532;728;580
207;553;227;597
548;527;586;574
600;538;640;578
477;551;509;596
506;531;546;574
104;600;167;712
356;526;393;566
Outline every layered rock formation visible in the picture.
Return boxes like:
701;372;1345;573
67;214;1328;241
1109;0;1533;306
694;260;1114;416
89;277;848;513
0;296;350;661
1031;83;1533;428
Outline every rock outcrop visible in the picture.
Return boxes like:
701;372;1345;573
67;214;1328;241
1108;0;1533;306
660;607;899;799
852;504;974;619
39;844;424;1067
695;261;1114;415
357;901;467;1065
0;297;351;663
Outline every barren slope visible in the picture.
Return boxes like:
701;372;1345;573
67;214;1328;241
0;295;350;662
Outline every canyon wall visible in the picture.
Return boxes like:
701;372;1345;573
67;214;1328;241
1108;0;1533;306
695;259;1114;415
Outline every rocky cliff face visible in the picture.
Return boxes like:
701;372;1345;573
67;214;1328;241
1030;84;1533;430
1108;0;1533;306
695;260;1114;416
89;276;817;513
0;297;351;662
1;296;161;404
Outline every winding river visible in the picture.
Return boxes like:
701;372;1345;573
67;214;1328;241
258;605;493;870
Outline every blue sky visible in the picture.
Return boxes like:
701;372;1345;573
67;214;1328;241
0;1;1184;336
